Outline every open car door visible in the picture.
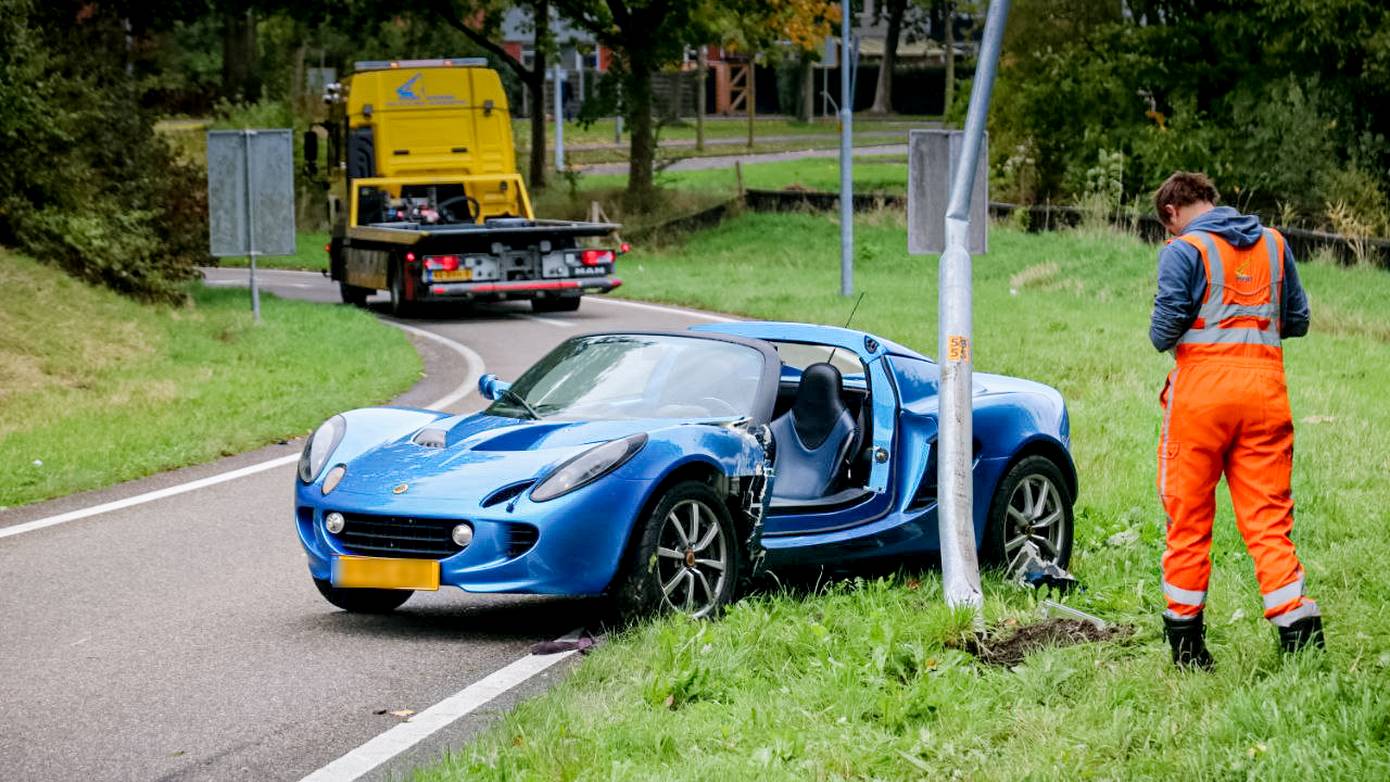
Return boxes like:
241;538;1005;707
693;323;900;538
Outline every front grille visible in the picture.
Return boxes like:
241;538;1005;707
333;513;465;559
506;524;539;558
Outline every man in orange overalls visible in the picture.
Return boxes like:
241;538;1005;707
1150;171;1323;669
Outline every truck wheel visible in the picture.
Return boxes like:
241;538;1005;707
532;296;581;313
388;264;412;317
339;282;369;307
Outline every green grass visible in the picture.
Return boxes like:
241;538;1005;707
529;158;910;232
514;115;930;150
568;156;909;196
0;251;420;508
418;213;1390;780
217;230;331;271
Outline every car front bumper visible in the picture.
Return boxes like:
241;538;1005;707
294;477;648;596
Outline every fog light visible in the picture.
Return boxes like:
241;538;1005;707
322;465;346;495
451;523;474;548
325;512;345;534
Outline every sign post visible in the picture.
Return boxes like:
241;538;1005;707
207;129;296;322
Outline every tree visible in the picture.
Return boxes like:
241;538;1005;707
869;0;906;114
430;0;552;190
719;0;839;140
942;0;954;115
546;0;720;204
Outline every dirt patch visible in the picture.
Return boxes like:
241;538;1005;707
964;618;1134;666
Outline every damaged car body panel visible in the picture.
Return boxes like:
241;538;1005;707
294;322;1076;618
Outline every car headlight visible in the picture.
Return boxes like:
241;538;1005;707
530;433;647;502
298;415;346;484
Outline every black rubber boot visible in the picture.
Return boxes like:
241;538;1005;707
1164;614;1214;670
1278;615;1325;654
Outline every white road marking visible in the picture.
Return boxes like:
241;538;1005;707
388;322;485;411
298;631;585;782
586;296;734;322
522;314;576;328
0;325;484;541
0;455;302;540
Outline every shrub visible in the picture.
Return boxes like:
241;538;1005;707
0;0;208;303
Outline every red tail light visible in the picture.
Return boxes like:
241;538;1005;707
324;243;331;253
619;243;631;254
424;255;460;271
580;249;615;266
405;252;416;263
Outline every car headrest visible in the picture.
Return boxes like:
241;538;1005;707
792;362;848;448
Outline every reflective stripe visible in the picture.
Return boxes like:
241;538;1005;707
1179;325;1282;346
1263;573;1305;610
1163;580;1207;607
1191;232;1224;301
1205;302;1279;321
1271;599;1321;627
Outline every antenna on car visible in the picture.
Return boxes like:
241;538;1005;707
826;291;866;367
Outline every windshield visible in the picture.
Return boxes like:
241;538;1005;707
487;335;767;421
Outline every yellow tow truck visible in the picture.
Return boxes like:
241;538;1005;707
323;58;622;314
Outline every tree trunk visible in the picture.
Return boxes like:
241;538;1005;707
528;71;547;188
221;8;258;101
746;61;755;147
943;1;955;116
528;0;549;188
625;63;655;206
870;0;906;114
797;52;814;123
696;47;707;151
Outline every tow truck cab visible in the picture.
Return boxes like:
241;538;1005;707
324;58;621;314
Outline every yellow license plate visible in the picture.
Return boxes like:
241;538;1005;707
332;556;440;590
432;269;473;282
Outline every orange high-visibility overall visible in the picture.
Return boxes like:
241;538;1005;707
1157;227;1319;627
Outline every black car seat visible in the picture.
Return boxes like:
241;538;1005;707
769;363;858;501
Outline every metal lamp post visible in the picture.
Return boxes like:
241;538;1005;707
936;0;1010;624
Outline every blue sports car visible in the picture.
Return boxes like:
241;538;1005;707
294;322;1076;618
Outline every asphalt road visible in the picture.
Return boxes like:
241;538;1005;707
0;270;723;781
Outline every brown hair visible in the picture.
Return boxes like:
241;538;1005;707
1153;171;1219;221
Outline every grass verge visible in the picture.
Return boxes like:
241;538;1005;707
0;251;420;508
513;115;930;150
418;212;1390;780
216;230;331;271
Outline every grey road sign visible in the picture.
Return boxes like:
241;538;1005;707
207;129;296;258
907;129;988;255
207;129;295;322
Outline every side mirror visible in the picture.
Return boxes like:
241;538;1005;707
478;373;510;401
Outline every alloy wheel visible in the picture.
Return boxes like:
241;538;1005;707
1003;473;1068;566
654;498;729;618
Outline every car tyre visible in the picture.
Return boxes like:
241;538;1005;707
313;578;413;614
982;455;1074;571
611;481;741;621
339;282;370;307
531;296;581;313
